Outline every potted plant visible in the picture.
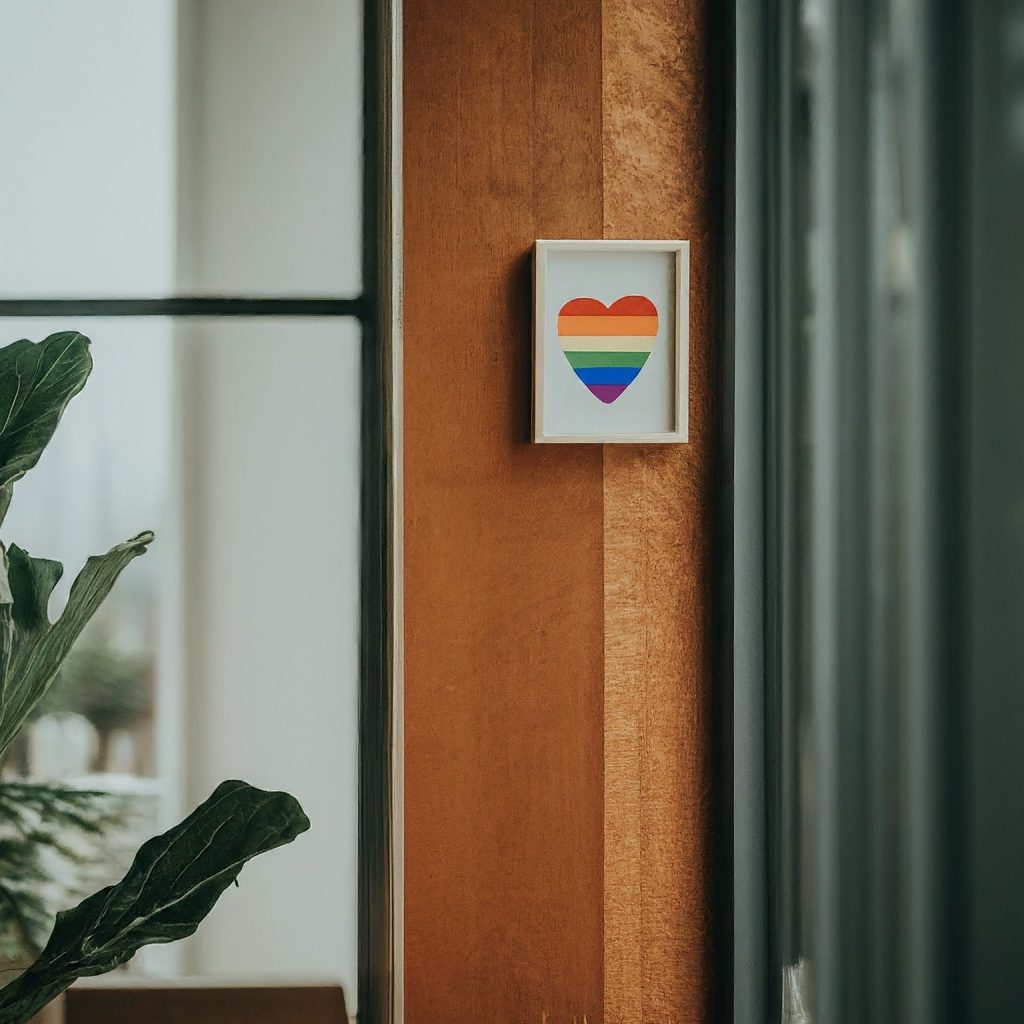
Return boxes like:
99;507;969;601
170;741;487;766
0;332;310;1023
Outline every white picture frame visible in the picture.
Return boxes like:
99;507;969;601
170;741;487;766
532;239;690;444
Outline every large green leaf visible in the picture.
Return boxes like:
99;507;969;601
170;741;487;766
0;334;92;522
0;781;310;1023
0;532;154;756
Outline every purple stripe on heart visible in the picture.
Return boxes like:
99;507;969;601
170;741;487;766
588;384;629;404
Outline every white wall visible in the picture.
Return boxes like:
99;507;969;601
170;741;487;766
172;3;362;993
176;0;362;295
0;1;176;295
176;320;360;990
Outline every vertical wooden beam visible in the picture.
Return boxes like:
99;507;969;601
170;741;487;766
404;0;718;1019
403;1;606;1022
601;2;717;1022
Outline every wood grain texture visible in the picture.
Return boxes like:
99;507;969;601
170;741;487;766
601;1;717;1022
404;0;718;1020
65;985;347;1024
402;1;606;1023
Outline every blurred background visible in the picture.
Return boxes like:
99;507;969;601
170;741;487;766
0;0;364;1001
732;1;1024;1021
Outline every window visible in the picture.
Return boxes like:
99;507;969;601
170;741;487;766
727;1;1014;1022
0;2;394;1020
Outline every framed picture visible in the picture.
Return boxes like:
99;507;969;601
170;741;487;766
532;239;690;444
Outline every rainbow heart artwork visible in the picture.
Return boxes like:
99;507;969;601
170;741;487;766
557;295;659;404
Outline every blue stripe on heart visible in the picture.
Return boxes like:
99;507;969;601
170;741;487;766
573;366;642;386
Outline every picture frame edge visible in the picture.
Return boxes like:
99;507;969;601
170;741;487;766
532;238;691;445
532;240;547;443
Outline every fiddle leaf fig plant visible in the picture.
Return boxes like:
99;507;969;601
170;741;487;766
0;534;154;758
0;333;94;526
0;782;307;1021
0;332;310;1024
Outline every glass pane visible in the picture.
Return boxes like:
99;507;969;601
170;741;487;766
777;0;821;1016
0;319;360;1001
0;0;362;297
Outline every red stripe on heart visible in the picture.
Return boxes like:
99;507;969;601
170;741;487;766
558;295;658;318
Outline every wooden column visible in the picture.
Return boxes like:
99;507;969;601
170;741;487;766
403;0;718;1019
403;2;606;1022
600;1;717;1022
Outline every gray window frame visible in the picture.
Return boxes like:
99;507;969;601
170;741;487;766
724;2;1002;1022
